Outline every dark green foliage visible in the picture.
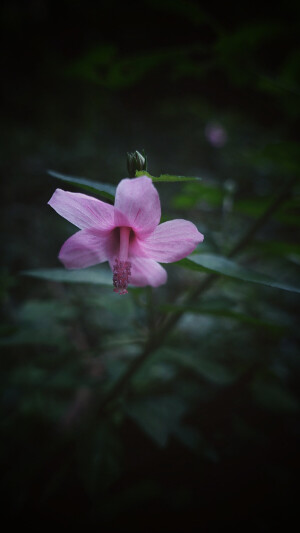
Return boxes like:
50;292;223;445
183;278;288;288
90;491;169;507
179;253;300;293
1;1;299;529
48;170;116;201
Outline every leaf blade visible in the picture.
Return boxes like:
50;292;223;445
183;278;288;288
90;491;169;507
179;253;300;294
160;303;285;331
136;170;202;182
22;267;113;286
48;170;116;201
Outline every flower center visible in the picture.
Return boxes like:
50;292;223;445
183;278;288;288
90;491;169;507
113;227;132;295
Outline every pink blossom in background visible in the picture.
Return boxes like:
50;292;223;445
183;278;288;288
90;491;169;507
205;122;228;148
48;176;204;294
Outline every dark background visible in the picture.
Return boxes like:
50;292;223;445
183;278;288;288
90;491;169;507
1;1;300;530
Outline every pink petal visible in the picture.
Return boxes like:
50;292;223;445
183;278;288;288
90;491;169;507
59;228;116;269
129;257;167;287
138;219;204;263
48;189;115;230
114;177;161;236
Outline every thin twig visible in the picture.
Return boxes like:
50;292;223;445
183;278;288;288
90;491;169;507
227;175;298;259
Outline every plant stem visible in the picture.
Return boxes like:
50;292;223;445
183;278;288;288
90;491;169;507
227;175;298;259
99;175;297;412
146;286;155;332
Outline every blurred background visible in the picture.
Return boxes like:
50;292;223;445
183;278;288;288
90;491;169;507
1;0;300;530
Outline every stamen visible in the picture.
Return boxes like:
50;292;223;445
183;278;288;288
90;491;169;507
113;258;132;295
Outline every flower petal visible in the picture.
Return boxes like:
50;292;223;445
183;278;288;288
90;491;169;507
139;219;204;263
114;177;161;236
129;257;167;287
59;228;116;269
48;188;115;230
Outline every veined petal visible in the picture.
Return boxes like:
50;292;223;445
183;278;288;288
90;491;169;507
48;188;115;230
140;219;204;263
129;257;167;287
59;228;116;269
114;177;161;236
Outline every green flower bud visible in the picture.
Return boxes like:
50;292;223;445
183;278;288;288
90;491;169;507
127;150;147;178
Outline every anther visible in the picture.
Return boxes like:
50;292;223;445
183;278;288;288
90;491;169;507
113;258;132;295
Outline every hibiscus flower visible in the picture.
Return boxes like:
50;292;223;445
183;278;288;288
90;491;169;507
48;176;204;294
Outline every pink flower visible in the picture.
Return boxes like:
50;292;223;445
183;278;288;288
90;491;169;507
48;176;204;294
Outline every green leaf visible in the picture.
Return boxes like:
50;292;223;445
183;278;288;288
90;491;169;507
162;348;236;385
67;44;206;88
0;300;75;347
179;253;300;294
125;395;187;447
235;197;271;218
173;425;203;451
135;170;201;182
22;267;112;286
235;196;300;226
259;141;300;176
288;253;300;266
161;303;285;331
78;423;123;493
172;182;224;209
131;359;177;391
251;379;299;413
251;240;300;258
48;170;116;201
